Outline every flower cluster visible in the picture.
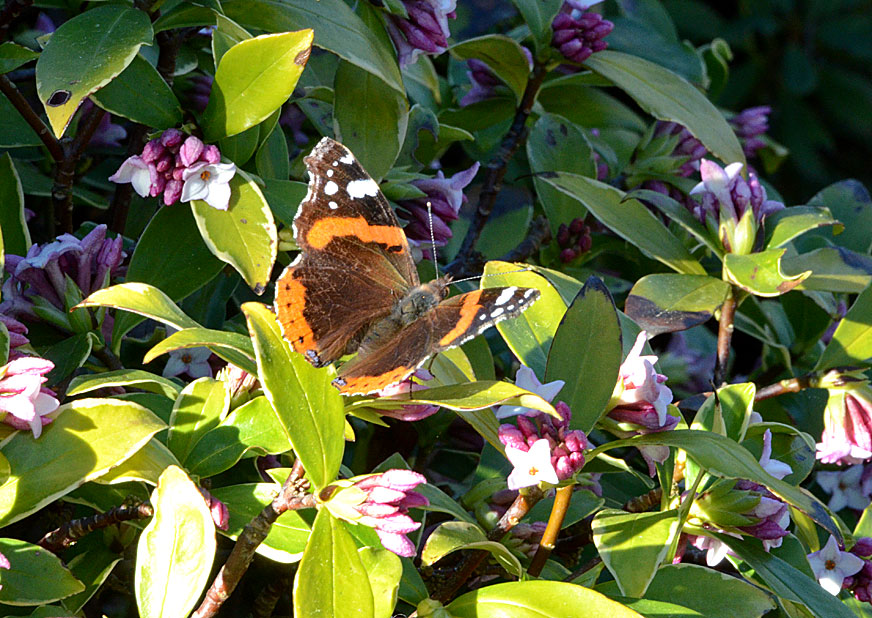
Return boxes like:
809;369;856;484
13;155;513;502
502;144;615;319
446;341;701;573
495;366;565;419
1;225;125;326
384;0;457;68
0;357;60;438
395;162;479;259
652;121;707;178
842;537;872;603
370;369;440;421
498;401;587;489
322;470;428;557
728;106;771;160
109;129;236;211
817;464;872;512
817;375;872;466
689;160;785;255
808;536;864;596
556;218;592;263
460;47;533;107
551;1;614;64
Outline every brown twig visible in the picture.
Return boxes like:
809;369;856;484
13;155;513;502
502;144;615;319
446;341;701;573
192;465;313;618
713;293;736;387
0;74;63;161
251;571;291;618
92;343;124;371
446;62;548;277
754;374;813;401
498;215;552;266
562;556;602;583
39;499;154;553
528;485;573;577
0;0;33;41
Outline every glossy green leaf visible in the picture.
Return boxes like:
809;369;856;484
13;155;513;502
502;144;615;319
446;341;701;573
0;42;38;74
598;563;776;618
255;123;290;180
625;274;730;336
203;30;313;140
167;378;230;464
817;282;872;370
421;521;523;578
509;0;562;54
448;580;644;617
152;4;217;33
584;50;745;167
784;247;872;293
111;205;222;344
482;261;568;378
263;179;307;226
0;153;30;256
135;466;215;618
724;249;811;297
334;60;407;181
42;332;96;387
91;54;182;129
95;438;179;485
191;171;277;293
630;188;723;257
358;547;402;618
546;277;622;433
218;123;261;166
765;206;842;250
243;302;344;490
527;114;597;234
35;5;153;137
807;179;872;254
211;483;312;563
0;94;41;147
185;396;293;478
593;509;679;598
541;172;706;275
294;508;375;617
212;14;251;68
0;398;165;527
450;35;531;102
144;327;257;377
0;538;84;605
68;369;181;400
223;0;403;94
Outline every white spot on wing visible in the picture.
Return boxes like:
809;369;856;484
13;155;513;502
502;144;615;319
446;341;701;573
347;178;379;199
478;314;487;321
327;169;334;177
339;153;354;165
491;307;505;318
332;161;339;167
324;181;339;196
495;287;517;306
329;201;338;210
523;288;536;298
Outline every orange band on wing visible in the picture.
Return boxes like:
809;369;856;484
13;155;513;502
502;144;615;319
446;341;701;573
438;291;483;347
275;270;317;353
335;365;414;395
306;216;407;250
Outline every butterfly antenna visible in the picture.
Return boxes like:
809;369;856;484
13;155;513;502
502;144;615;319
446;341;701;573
427;200;439;278
450;267;534;286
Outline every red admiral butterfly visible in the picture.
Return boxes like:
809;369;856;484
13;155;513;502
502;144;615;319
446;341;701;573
274;137;540;395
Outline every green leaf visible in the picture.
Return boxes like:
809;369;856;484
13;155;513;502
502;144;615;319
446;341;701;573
546;277;622;433
262;179;307;226
540;172;706;275
584;50;745;167
817;282;872;370
0;94;41;147
203;29;313;140
354;381;556;415
219;123;261;166
358;547;402;618
255;123;290;180
112;205;223;344
0;42;39;74
135;466;215;618
450;35;531;102
783;247;872;293
35;5;153;137
243;302;344;490
222;0;403;95
0;538;84;605
807;179;872;254
167;378;230;464
625;274;730;336
152;4;217;33
0;398;165;527
143;327;257;377
0;153;30;256
42;332;97;387
62;534;122;613
185;396;293;478
764;206;842;250
630;188;723;257
421;521;523;578
211;483;311;563
68;369;181;400
294;509;375;617
94;438;180;486
91;54;182;129
592;509;679;598
191;171;278;293
724;249;811;297
482;261;568;378
509;0;562;55
447;581;644;617
527;114;597;234
333;60;407;181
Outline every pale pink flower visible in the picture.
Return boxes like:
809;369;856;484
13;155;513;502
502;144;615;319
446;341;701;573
0;357;59;438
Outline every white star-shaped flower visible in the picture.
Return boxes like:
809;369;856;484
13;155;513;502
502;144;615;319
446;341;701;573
817;465;871;512
163;347;213;379
108;155;153;198
505;439;559;490
808;536;864;595
181;161;237;210
495;365;565;419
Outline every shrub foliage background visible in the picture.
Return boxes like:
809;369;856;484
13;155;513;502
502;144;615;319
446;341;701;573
0;0;871;616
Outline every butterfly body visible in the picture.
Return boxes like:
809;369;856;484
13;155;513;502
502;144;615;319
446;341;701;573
275;137;539;395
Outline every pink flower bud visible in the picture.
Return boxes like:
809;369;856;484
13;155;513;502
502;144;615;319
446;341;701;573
160;128;183;148
141;139;165;163
179;136;205;167
163;179;183;205
201;145;221;164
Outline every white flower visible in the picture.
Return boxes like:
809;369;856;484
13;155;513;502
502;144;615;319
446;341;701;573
759;429;793;480
614;331;673;426
494;365;565;419
817;465;871;512
181;161;237;210
108;155;153;198
505;439;559;490
692;534;737;567
163;347;213;379
808;536;864;595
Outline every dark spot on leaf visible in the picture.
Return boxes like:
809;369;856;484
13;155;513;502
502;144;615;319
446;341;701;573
240;218;247;224
295;48;311;66
750;266;760;280
776;279;803;294
624;294;712;336
47;90;71;106
559;123;568;136
545;129;557;147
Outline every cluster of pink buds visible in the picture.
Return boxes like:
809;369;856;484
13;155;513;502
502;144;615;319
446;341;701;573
556;218;592;263
728;106;771;159
498;402;587;489
0;314;30;361
551;1;613;64
109;129;236;211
